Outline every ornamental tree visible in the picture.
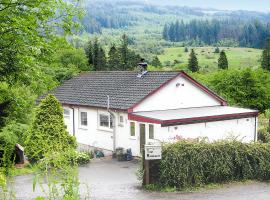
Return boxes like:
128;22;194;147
25;94;76;162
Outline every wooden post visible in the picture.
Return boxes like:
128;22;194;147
144;160;150;185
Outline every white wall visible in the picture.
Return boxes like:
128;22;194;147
63;106;142;156
133;76;221;112
154;117;257;143
63;105;257;157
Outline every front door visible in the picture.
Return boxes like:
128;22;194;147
139;123;146;154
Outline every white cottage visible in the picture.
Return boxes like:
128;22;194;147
49;70;259;156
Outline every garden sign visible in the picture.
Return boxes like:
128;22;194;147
145;144;162;160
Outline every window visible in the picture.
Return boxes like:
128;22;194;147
149;124;154;139
80;111;88;127
99;113;113;129
64;108;70;119
119;115;124;126
100;114;109;127
130;122;135;137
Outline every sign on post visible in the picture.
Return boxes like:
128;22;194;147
145;144;162;160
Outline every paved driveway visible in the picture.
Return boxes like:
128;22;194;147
12;158;270;200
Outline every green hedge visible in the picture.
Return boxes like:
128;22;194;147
159;141;270;189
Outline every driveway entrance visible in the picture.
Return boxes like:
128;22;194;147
12;158;270;200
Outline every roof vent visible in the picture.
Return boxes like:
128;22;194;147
137;58;148;78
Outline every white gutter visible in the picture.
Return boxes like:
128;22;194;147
107;95;116;151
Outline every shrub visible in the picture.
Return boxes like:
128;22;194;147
0;129;18;173
25;94;77;162
158;141;270;189
67;151;92;165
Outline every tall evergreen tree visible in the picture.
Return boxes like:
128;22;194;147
108;45;120;70
120;34;129;70
96;47;107;71
152;56;162;67
261;38;270;71
85;41;93;66
92;38;100;71
218;50;229;70
188;49;199;72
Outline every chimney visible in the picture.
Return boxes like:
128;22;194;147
137;58;148;78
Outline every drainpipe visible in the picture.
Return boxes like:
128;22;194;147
107;95;116;152
72;107;75;136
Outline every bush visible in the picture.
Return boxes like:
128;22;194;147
158;141;270;189
0;129;18;173
68;151;92;165
25;94;77;162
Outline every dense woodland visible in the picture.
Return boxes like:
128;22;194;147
163;19;270;48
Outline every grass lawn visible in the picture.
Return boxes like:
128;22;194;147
158;47;262;72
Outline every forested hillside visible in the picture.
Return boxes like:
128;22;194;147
163;19;270;48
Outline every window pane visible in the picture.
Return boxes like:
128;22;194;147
130;122;135;136
64;109;70;116
81;112;87;126
149;124;154;139
100;114;109;127
110;114;113;128
119;115;124;123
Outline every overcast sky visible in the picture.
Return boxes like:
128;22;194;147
145;0;270;12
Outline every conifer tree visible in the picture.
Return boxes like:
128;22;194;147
108;45;120;70
152;56;162;67
188;49;199;72
218;50;229;70
92;38;100;71
85;41;93;67
120;34;129;70
184;47;188;52
96;47;107;71
261;38;270;71
25;94;76;161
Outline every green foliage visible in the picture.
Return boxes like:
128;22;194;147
257;113;270;143
261;38;270;71
159;141;270;189
184;47;189;52
195;69;270;111
67;151;92;165
218;50;229;69
34;150;89;200
58;48;89;71
0;128;18;174
25;94;76;162
151;56;162;67
108;45;120;70
188;49;199;72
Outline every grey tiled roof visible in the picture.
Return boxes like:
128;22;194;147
48;71;180;110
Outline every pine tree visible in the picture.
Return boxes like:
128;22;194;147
261;38;270;71
152;56;162;67
25;94;76;161
184;47;188;52
108;45;120;70
85;41;93;67
188;49;199;72
218;50;228;70
92;38;99;71
119;34;129;70
96;47;107;71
